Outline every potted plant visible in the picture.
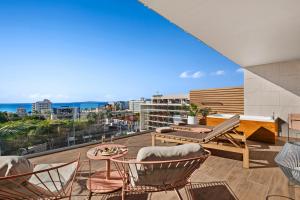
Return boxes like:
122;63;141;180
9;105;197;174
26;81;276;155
187;103;199;125
199;107;211;125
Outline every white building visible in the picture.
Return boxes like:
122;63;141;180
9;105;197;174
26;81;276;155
129;98;146;113
32;99;52;114
140;94;189;130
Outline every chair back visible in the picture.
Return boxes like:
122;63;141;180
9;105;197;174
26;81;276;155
275;142;300;185
203;114;240;143
289;114;300;131
0;159;79;199
111;150;210;190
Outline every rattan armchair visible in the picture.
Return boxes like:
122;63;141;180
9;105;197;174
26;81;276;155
275;141;300;185
0;155;80;200
111;149;210;200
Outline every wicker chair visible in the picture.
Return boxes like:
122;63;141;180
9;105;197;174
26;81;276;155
111;148;210;200
0;156;80;200
275;141;300;185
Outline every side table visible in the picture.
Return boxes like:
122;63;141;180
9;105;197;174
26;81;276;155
86;144;128;193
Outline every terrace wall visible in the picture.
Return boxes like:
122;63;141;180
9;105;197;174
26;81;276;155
190;87;244;114
244;59;300;137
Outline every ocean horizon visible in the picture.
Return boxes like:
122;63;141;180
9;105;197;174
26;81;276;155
0;101;107;113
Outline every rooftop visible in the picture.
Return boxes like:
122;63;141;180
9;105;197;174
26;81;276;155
29;132;300;200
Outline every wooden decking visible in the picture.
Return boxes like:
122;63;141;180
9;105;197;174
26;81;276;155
29;133;300;200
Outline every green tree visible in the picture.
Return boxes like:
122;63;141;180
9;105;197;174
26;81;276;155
0;112;8;123
87;112;97;124
188;103;200;116
7;113;21;121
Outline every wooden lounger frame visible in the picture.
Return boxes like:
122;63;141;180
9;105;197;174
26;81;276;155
152;128;249;169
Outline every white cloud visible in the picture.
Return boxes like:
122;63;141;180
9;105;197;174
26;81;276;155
236;68;244;73
179;71;205;79
179;71;190;78
212;70;225;76
192;71;205;78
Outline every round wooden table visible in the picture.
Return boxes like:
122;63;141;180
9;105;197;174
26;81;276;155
86;144;128;193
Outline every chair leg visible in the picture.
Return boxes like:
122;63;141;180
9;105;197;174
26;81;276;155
243;143;250;169
121;189;126;200
186;182;194;200
184;187;191;200
174;188;183;200
87;191;92;200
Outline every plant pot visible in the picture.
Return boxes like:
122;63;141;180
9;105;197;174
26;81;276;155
188;116;198;125
199;117;207;125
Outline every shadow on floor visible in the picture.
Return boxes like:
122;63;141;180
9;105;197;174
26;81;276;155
249;150;279;169
186;181;238;200
266;195;295;200
88;181;237;200
91;192;148;200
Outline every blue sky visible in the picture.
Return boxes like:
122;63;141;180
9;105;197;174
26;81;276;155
0;0;243;103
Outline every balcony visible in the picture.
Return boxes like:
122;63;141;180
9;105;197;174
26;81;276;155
28;132;299;200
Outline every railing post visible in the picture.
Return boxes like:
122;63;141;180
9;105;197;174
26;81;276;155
152;133;156;146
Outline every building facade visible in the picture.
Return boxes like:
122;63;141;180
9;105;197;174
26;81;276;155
32;99;52;114
129;98;146;113
140;94;189;130
52;107;80;120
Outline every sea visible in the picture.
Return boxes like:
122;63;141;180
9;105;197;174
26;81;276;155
0;102;107;113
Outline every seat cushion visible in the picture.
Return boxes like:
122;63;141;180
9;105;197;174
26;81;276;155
28;162;78;193
130;144;206;187
0;156;34;177
0;156;34;187
136;143;205;162
156;127;173;133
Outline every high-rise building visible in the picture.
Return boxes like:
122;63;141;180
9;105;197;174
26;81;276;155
129;98;146;113
140;94;189;130
32;99;52;114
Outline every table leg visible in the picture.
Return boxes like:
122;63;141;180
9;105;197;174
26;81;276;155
106;159;110;180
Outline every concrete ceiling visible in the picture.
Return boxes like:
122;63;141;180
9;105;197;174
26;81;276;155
140;0;300;67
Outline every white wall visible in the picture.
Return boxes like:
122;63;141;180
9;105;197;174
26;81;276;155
244;59;300;136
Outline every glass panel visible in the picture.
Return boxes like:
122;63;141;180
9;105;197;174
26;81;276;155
0;103;140;156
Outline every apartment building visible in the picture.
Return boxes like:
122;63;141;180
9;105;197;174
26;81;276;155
140;94;189;130
52;107;80;120
32;99;52;114
129;98;146;113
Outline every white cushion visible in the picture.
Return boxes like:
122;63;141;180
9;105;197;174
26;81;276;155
137;143;205;162
0;156;33;177
28;162;78;193
130;144;206;186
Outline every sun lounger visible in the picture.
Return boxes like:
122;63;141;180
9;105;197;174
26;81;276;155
152;115;250;168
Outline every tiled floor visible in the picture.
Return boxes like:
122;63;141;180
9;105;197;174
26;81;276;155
30;133;300;200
